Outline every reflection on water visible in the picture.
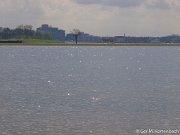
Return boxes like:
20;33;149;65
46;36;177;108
0;46;180;135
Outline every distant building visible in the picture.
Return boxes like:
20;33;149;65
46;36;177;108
113;36;126;43
0;27;3;32
102;37;113;43
150;38;160;43
66;32;102;43
37;24;65;41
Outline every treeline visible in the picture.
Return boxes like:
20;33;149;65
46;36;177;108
112;34;180;43
0;25;51;40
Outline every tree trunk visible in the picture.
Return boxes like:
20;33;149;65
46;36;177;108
75;36;78;44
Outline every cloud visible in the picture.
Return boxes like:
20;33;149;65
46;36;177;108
0;0;44;28
147;0;180;10
74;0;144;7
74;0;180;10
145;0;171;9
0;0;180;36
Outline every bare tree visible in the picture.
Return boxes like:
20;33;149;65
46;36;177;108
71;29;80;44
16;24;24;30
24;25;33;30
16;24;33;30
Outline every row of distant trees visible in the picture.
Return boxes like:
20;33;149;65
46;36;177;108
0;25;52;40
0;25;82;44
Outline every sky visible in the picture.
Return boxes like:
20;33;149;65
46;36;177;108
0;0;180;36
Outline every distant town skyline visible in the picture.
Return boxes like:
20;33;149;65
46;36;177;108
1;24;180;44
0;0;180;37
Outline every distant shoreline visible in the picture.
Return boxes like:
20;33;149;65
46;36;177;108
0;43;180;46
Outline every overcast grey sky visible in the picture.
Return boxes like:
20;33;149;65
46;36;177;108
0;0;180;36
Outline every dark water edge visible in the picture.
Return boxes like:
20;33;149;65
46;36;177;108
0;46;180;135
0;40;22;43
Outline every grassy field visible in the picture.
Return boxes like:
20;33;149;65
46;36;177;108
0;39;64;44
22;39;64;44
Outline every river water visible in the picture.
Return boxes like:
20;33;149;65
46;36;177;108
0;46;180;135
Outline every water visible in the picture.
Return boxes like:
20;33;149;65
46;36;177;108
0;46;180;135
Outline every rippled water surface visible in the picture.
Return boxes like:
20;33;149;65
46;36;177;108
0;46;180;135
